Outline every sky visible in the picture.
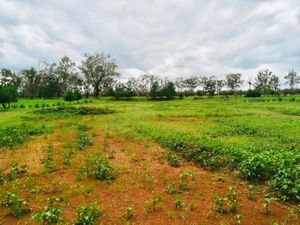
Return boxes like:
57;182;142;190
0;0;300;83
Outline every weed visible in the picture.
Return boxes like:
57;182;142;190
165;183;176;194
6;162;27;180
234;214;243;225
124;206;133;220
214;196;226;213
246;185;256;200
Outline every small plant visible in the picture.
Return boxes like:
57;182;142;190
103;137;109;151
63;149;74;166
1;189;30;217
0;169;4;185
144;194;162;213
32;197;64;224
214;196;226;213
74;203;101;225
165;183;176;194
124;206;133;220
229;199;238;213
234;214;243;225
174;197;184;209
246;185;256;200
167;152;181;167
6;162;27;181
41;145;56;172
178;171;194;191
81;154;115;181
261;195;276;215
76;131;92;150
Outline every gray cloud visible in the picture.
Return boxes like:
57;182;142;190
0;0;299;81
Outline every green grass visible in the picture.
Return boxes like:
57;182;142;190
1;96;300;202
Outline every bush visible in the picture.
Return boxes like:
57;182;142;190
64;90;82;102
245;89;261;97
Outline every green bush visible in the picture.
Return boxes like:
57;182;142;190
76;132;92;150
0;84;18;109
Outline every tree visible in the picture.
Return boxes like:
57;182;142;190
149;81;160;99
163;81;176;99
113;82;136;100
0;84;18;109
56;56;80;93
216;80;225;95
284;69;300;89
182;76;199;93
21;67;42;98
39;63;61;98
202;76;217;96
0;68;22;88
226;73;243;91
254;69;273;88
79;53;119;98
269;75;280;94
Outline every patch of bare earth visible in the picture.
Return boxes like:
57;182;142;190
0;129;299;225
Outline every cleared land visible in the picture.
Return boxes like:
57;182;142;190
0;97;299;224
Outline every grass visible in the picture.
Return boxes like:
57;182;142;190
0;95;300;223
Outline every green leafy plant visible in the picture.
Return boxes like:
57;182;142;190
32;197;64;224
214;196;226;213
76;132;92;150
167;152;181;167
74;203;101;225
6;162;27;181
41;145;56;172
81;154;115;181
144;194;162;213
174;197;184;209
1;189;30;217
261;195;276;215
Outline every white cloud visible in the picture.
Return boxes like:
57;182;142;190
0;0;299;81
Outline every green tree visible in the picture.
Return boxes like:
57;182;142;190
21;67;42;98
79;53;119;98
0;84;18;109
149;81;160;99
226;73;243;91
163;81;176;99
202;76;217;96
284;69;300;90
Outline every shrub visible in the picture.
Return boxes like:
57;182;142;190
64;90;82;102
245;89;261;97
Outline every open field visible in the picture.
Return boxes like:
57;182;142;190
0;96;300;224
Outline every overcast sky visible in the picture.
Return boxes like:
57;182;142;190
0;0;299;82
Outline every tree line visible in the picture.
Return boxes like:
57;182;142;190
0;52;300;107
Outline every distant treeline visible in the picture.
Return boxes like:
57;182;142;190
0;52;300;107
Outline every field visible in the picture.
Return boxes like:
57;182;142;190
0;96;300;224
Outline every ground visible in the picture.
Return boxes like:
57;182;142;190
0;97;299;224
